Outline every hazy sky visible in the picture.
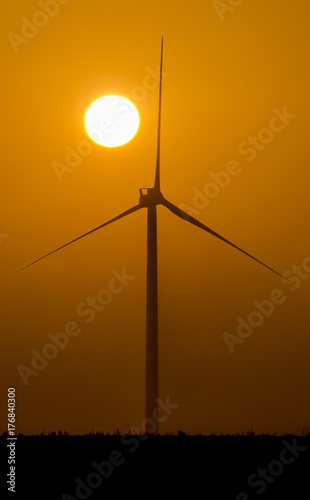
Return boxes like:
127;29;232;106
1;0;310;435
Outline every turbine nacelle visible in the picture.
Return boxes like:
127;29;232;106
139;188;164;207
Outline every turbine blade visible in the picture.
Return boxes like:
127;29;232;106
154;36;164;191
21;204;142;270
162;199;289;281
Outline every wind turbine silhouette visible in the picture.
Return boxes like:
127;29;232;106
22;37;288;434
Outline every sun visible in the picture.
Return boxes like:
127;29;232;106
84;95;139;147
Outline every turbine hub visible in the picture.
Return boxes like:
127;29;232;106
139;188;164;207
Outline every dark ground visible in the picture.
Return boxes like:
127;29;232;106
1;433;309;499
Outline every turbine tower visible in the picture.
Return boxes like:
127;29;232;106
22;37;288;434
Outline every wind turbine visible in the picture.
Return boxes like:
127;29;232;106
22;37;288;434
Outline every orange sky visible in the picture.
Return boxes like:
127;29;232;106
1;0;310;435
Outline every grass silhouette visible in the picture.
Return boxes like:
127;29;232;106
1;431;309;499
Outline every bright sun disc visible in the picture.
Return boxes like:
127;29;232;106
85;95;139;147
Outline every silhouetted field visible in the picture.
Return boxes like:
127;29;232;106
1;433;309;499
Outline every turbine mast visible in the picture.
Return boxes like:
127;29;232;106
154;36;164;191
145;204;159;434
144;37;164;434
